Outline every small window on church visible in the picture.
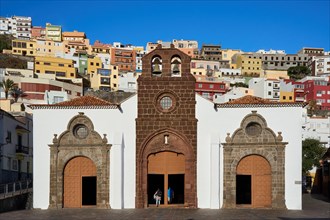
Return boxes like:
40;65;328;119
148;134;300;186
245;122;262;137
73;124;89;139
160;96;173;110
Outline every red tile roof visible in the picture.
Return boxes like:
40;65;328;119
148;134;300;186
225;95;274;104
216;95;303;108
29;96;119;109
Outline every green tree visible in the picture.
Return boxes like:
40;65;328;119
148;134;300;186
0;34;14;52
230;82;248;88
287;66;311;80
0;78;15;99
302;138;327;175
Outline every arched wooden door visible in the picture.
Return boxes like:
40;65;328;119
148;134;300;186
147;151;185;206
63;156;97;208
236;155;271;208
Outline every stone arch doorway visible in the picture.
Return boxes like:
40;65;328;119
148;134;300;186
236;155;271;208
147;151;185;206
48;112;111;209
222;110;287;209
63;156;97;208
136;129;196;208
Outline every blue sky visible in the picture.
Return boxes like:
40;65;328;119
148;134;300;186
1;0;329;54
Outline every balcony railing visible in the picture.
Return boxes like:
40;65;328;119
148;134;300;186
0;179;33;199
16;145;29;154
295;97;305;102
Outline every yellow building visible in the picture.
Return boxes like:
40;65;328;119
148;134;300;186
236;55;262;76
190;59;220;76
12;39;36;56
280;91;294;102
35;56;76;79
87;56;102;74
221;49;242;65
89;65;119;91
35;39;65;57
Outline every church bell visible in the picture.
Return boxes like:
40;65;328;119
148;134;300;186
152;63;162;74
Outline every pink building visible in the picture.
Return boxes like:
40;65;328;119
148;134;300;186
194;76;228;100
302;77;330;110
31;26;46;39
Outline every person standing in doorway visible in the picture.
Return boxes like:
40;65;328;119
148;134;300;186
154;188;162;207
168;187;174;204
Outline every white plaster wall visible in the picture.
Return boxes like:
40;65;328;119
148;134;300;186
196;95;221;208
196;94;302;210
33;95;137;209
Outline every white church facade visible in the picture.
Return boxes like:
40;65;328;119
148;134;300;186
31;45;303;210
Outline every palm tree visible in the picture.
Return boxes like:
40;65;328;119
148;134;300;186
10;86;26;102
0;79;15;99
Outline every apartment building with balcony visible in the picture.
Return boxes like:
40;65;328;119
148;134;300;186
0;16;31;39
309;55;330;76
89;65;119;91
31;26;46;39
300;76;330;110
110;47;136;72
14;16;32;39
35;56;76;79
45;23;62;42
0;109;33;184
195;75;228;100
249;78;280;101
62;31;90;54
200;44;222;61
12;38;36;56
191;59;220;77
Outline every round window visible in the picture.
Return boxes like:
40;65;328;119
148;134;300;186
73;124;88;139
160;96;173;110
245;122;262;136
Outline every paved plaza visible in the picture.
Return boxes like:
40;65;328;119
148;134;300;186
0;193;329;220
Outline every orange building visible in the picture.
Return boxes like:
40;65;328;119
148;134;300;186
110;47;136;72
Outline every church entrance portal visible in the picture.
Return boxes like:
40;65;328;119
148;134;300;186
236;155;271;208
63;156;97;208
147;151;185;206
